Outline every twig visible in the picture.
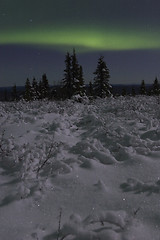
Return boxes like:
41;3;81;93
57;208;62;240
134;207;141;216
36;143;54;177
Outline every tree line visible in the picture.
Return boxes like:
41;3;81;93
120;77;160;97
10;49;111;101
2;49;160;101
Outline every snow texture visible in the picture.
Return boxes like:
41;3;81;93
0;96;160;239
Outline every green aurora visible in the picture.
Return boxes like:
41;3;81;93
1;26;160;52
1;0;160;52
1;0;160;86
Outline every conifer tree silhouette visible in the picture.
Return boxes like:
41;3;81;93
24;78;32;101
93;56;111;98
152;77;159;95
62;49;85;98
140;80;146;95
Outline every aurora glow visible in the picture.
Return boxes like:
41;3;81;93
1;0;160;86
1;26;160;51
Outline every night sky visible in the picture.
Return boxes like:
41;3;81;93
1;0;160;87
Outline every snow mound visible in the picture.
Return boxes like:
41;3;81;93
93;179;108;192
121;178;160;195
46;210;131;240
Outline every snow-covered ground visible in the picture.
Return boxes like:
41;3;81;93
1;96;160;240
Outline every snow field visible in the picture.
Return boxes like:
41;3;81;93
0;96;160;239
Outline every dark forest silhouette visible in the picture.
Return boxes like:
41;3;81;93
1;50;160;101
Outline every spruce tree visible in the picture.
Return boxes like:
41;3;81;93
140;80;146;95
71;49;81;95
24;78;32;101
38;80;43;99
93;56;111;98
32;77;38;100
76;65;85;96
41;73;49;99
62;50;85;98
152;77;159;95
62;52;72;99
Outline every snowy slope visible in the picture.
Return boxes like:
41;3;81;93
0;96;160;240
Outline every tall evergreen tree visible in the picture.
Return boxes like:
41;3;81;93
38;80;43;99
32;77;38;100
62;52;73;99
24;78;32;101
76;65;85;96
62;49;85;98
93;56;111;98
152;77;159;95
41;73;49;99
140;80;146;95
71;49;81;95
